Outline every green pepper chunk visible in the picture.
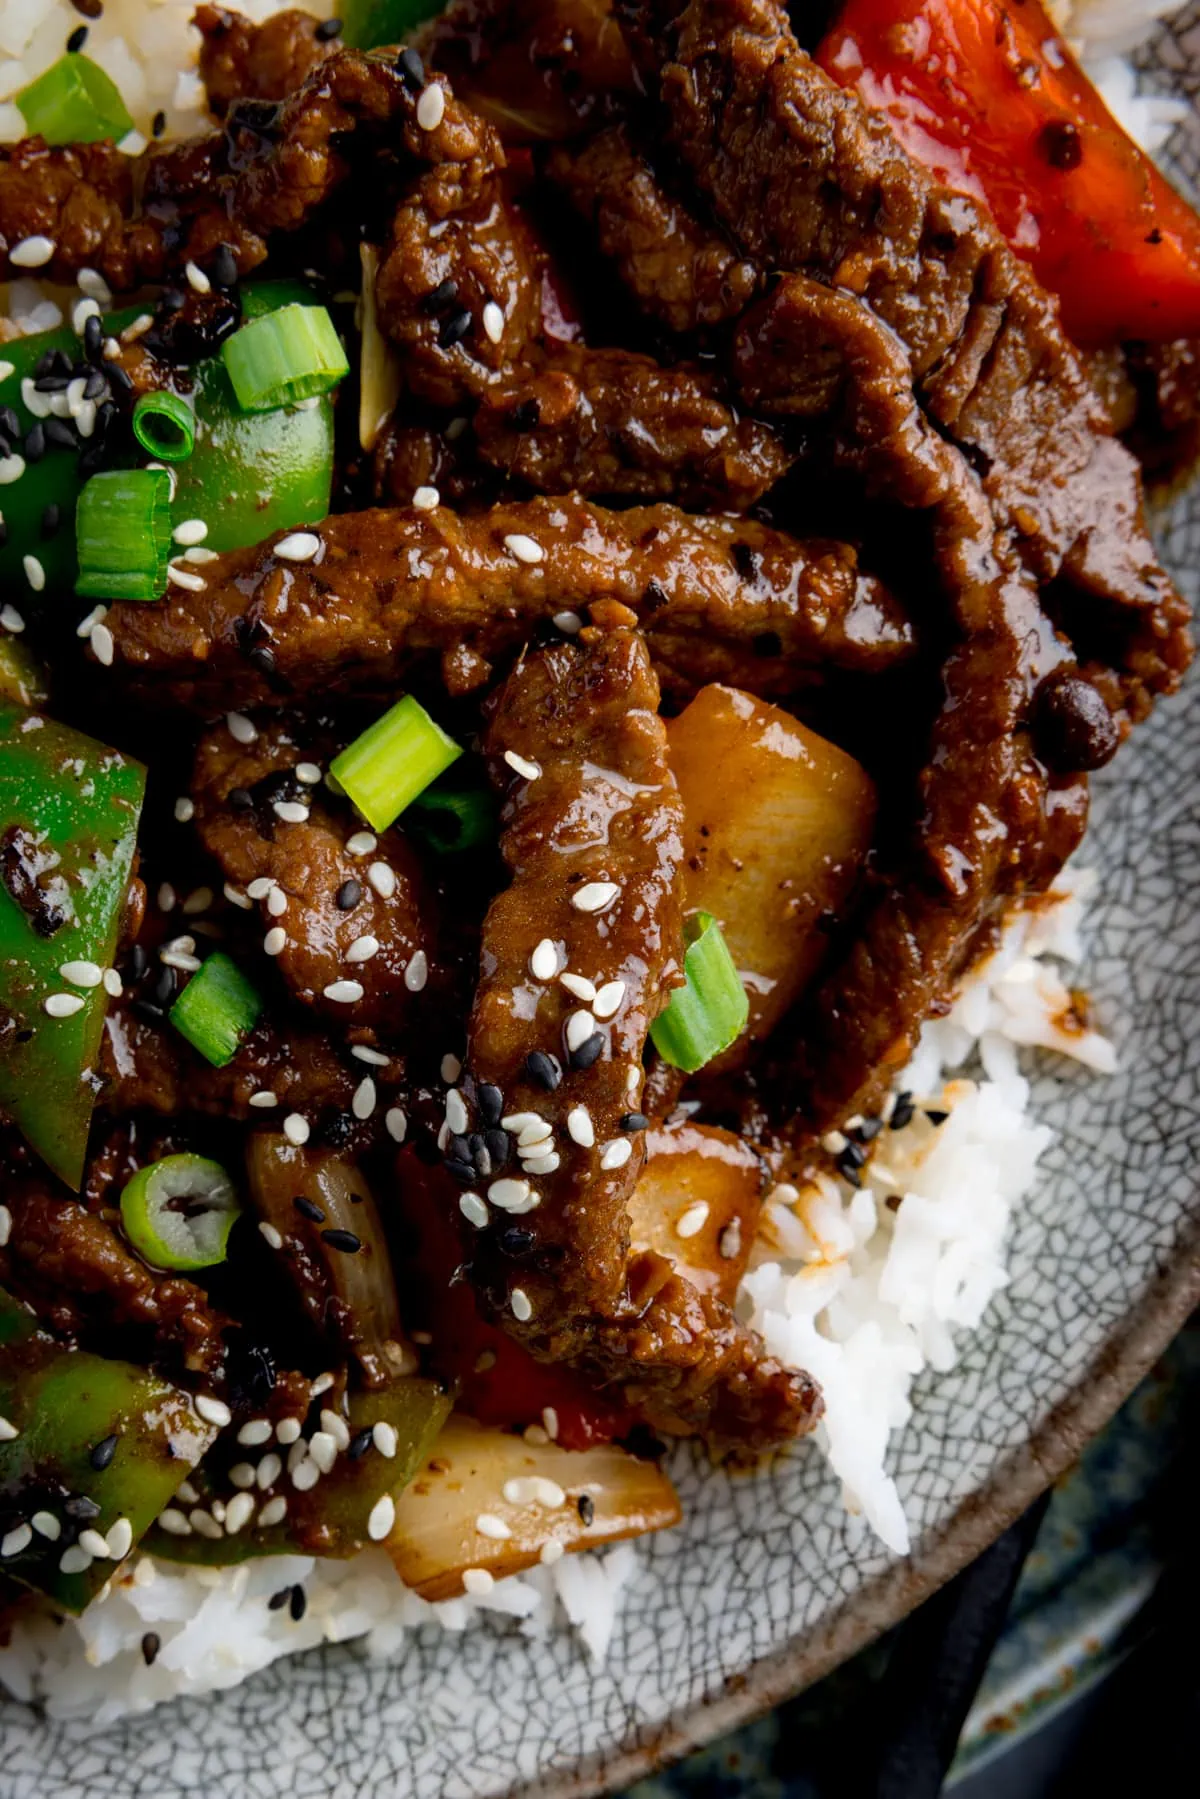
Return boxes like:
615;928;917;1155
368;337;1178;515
0;635;49;710
143;1379;453;1565
0;1288;216;1612
0;706;145;1188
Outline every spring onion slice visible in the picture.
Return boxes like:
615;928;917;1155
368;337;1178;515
650;912;749;1074
120;1154;241;1272
221;303;349;414
331;696;462;833
16;54;134;146
75;468;172;602
340;0;445;48
170;953;262;1068
409;764;497;853
132;391;195;462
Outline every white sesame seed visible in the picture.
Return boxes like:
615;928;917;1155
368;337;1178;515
510;1287;532;1321
1;1523;32;1558
102;968;122;997
259;1495;288;1527
274;530;321;562
352;1044;389;1066
503;750;541;781
593;981;626;1019
185;259;211;293
59;960;101;988
718;1219;743;1260
247;877;275;900
346;934;379;963
106;1517;134;1560
224;1492;256;1535
565;1009;597;1052
676;1201;710;1239
248;1091;278;1109
284;1119;309;1151
44;992;84;1018
488;1177;538;1215
522;1151;560;1175
76;1526;110;1560
89;620;114;665
372;1421;398;1459
503;532;544;565
293;763;322;787
23;555;45;593
31;1511;60;1541
259;1222;284;1250
0;362;10;381
59;1544;94;1573
226;711;257;745
276;1418;302;1445
182;885;213;916
367;860;396;898
404;950;428;992
501;1112;543;1132
223;882;252;910
77;605;107;638
291;1458;320;1492
441;1052;462;1083
542;1406;559;1440
0;455;26;486
600;1139;633;1171
308;1431;338;1474
155;1509;191;1538
195;1393;232;1428
287;1438;308;1476
365;1492;395;1542
0;1208;10;1249
553;610;583;635
11;236;55;268
530;938;558;981
321;1409;351;1452
475;1512;511;1540
517;1119;553;1148
168;563;207;593
412;484;440;510
0;604;24;633
352;1076;377;1119
229;1462;256;1489
566;1106;595;1148
159;949;201;973
462;1566;494;1594
157;883;177;914
821;1130;848;1156
172;518;208;546
323;979;363;1004
385;1107;408;1143
459;1191;490;1228
416;83;445;130
174;796;196;823
237;1418;273;1447
72;296;100;334
481;300;505;344
77;267;112;303
176;1480;200;1505
273;799;309;824
502;1475;565;1507
539;1537;565;1565
263;927;287;956
0;1417;15;1442
560;972;596;1003
445;1089;469;1135
572;881;619;914
346;831;377;856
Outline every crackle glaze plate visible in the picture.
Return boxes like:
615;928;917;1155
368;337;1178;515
5;13;1200;1799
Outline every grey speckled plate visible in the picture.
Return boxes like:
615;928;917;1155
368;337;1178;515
6;13;1200;1799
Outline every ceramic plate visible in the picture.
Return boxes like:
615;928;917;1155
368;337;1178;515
4;11;1200;1798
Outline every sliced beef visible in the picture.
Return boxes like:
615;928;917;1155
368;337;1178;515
473;343;790;507
99;497;913;711
460;624;818;1444
549;124;759;335
195;4;336;117
190;715;451;1036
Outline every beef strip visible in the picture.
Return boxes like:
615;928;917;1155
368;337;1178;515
548;124;760;335
195;4;336;117
621;0;1190;723
99;497;913;711
460;623;818;1444
473;342;790;508
190;715;452;1035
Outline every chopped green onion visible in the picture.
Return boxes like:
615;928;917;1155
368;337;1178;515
16;53;134;146
331;696;463;833
340;0;444;50
649;912;749;1074
221;304;349;414
409;764;497;853
132;391;195;463
120;1154;241;1272
75;468;172;603
170;952;262;1068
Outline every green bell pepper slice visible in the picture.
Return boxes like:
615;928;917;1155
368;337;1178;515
0;1288;216;1613
340;0;445;49
0;635;48;711
0;705;145;1188
143;1378;453;1566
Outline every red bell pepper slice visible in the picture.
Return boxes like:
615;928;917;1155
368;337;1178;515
816;0;1200;345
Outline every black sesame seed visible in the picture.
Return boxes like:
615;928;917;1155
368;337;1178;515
152;109;166;138
289;1583;307;1621
855;1116;883;1142
248;644;277;678
161;288;186;314
268;1586;292;1611
483;1128;511;1169
335;879;361;910
396;46;425;90
449;1133;473;1164
525;1050;561;1091
509;397;541;432
24;423;45;463
125;943;148;981
89;1433;119;1472
421;277;458;315
67;23;89;51
836;1139;867;1171
0;406;19;439
577;1493;595;1526
438;308;473;350
444;1156;477;1186
131;999;164;1024
0;434;9;460
498;1226;535;1258
293;1195;325;1223
0;519;7;548
619;1112;648;1133
49;349;73;377
348;1427;373;1460
44;417;78;449
477;1084;503;1126
315;15;343;39
321;1228;362;1254
210;243;238;291
41;503;60;538
155;966;177;1007
469;1134;492;1178
83;368;106;400
83;314;103;363
63;1494;102;1521
925;1108;950;1127
141;1631;161;1666
570;1032;605;1071
229;786;255;812
888;1093;915;1132
104;360;133;394
34;350;55;379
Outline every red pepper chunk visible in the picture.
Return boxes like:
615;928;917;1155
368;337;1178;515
816;0;1200;345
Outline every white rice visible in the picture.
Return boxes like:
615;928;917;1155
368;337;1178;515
0;0;1176;1721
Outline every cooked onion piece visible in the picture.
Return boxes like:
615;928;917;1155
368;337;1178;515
626;1122;763;1304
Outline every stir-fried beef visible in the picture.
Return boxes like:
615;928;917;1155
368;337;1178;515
195;4;336;117
473;344;790;507
100;497;913;710
461;624;818;1443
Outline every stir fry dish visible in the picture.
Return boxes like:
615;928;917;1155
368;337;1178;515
0;0;1194;1619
